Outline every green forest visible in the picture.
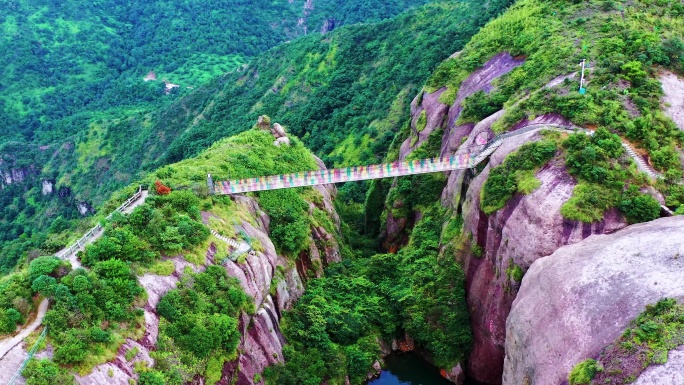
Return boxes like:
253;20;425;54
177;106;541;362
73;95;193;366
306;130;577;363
0;0;471;273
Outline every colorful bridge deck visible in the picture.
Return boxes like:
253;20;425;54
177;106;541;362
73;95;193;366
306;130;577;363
211;123;670;195
213;153;477;194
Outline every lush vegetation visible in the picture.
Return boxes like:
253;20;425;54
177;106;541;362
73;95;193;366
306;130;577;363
11;124;335;383
266;205;472;384
0;0;445;274
22;358;75;385
0;270;35;334
161;0;516;168
0;177;82;274
424;0;684;219
37;258;142;371
143;266;253;384
481;140;558;214
6;0;684;384
259;189;311;256
561;129;661;223
479;129;663;224
0;0;429;142
572;298;684;384
81;191;208;266
568;359;602;385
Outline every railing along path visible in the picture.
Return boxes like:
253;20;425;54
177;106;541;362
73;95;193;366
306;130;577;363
54;187;144;260
6;328;47;385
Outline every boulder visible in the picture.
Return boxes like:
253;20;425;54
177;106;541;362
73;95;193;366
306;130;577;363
503;216;684;385
442;363;465;385
274;136;290;147
271;123;287;138
660;71;684;131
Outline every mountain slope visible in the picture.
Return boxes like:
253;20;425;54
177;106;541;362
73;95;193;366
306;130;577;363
0;0;430;142
0;0;515;273
159;0;517;167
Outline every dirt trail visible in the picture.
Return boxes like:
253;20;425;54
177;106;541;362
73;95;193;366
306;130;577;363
0;299;48;360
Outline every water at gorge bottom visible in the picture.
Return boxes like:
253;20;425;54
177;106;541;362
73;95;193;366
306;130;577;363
366;352;458;385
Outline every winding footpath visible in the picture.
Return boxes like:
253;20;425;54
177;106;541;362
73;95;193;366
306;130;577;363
0;188;149;383
0;300;48;360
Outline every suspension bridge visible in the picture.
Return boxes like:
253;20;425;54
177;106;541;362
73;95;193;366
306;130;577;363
0;122;675;385
209;124;583;195
209;123;675;218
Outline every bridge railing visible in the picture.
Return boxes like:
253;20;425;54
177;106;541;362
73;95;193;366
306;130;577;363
55;186;144;260
6;327;48;385
212;124;579;195
211;123;674;195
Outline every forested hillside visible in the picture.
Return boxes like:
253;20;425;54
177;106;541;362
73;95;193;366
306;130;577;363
0;0;436;273
159;0;516;167
0;0;429;143
0;0;514;273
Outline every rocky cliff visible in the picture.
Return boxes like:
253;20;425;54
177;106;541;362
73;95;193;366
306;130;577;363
382;51;632;384
503;216;684;385
74;181;340;385
62;124;343;385
455;124;626;384
220;184;340;385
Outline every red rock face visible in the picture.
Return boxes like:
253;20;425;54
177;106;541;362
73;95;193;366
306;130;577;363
219;184;341;385
457;129;626;384
384;50;631;384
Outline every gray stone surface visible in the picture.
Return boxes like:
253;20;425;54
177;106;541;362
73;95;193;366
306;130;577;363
661;71;684;131
633;345;684;385
503;216;684;385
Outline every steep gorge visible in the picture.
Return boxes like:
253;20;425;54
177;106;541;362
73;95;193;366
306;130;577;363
2;0;684;384
374;0;684;381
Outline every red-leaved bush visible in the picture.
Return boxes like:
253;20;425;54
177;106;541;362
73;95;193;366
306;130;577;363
155;180;171;195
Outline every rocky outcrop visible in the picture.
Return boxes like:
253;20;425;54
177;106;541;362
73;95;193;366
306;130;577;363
440;52;525;157
41;180;54;195
384;51;615;384
398;53;525;162
321;18;336;33
0;154;40;188
0;342;53;385
78;175;338;385
259;118;291;147
219;177;340;383
503;216;684;385
455;123;626;384
79;257;199;385
77;201;94;216
633;344;684;385
77;340;153;385
385;52;526;252
137;257;199;349
660;71;684;131
0;164;34;187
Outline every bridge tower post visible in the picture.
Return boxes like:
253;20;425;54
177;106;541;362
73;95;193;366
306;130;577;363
207;174;215;195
